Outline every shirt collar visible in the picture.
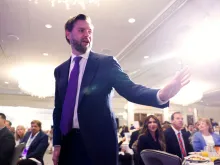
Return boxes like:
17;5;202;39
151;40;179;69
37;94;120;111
171;125;182;135
71;51;90;63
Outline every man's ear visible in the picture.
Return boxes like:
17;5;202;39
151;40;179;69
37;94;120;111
65;30;71;41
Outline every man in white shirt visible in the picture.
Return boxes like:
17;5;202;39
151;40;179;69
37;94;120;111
52;14;190;165
164;112;193;158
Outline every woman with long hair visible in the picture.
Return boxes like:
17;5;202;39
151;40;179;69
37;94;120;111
15;125;26;146
137;115;166;165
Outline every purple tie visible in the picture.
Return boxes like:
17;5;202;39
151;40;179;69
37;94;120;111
60;56;82;135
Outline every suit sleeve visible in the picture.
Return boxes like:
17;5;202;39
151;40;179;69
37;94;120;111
0;133;15;163
164;131;169;152
110;57;169;108
53;68;62;146
27;135;49;159
192;133;203;152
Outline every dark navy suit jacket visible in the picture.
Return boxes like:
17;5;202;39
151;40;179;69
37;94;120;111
20;131;49;165
53;51;169;165
164;127;193;158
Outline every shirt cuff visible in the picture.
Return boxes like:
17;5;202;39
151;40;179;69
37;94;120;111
157;90;169;105
54;145;61;147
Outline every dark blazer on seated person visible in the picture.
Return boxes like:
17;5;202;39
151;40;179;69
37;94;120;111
137;133;162;165
129;129;140;149
164;127;193;158
20;131;49;165
0;127;15;165
192;131;220;152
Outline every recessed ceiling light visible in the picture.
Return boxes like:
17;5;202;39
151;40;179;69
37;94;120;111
144;56;149;59
128;18;135;23
45;24;52;28
5;82;9;84
7;34;19;40
43;53;49;56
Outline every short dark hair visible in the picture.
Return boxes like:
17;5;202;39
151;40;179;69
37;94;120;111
6;120;12;126
65;14;91;44
171;112;182;120
0;113;6;120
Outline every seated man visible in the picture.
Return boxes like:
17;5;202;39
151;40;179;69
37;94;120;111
164;112;193;159
18;120;49;165
0;113;15;165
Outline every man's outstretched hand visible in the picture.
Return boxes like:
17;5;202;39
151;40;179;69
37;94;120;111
158;67;190;102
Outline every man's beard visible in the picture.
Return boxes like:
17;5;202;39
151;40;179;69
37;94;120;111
70;38;90;54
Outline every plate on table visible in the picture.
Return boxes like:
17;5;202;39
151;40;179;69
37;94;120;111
185;155;210;163
188;152;201;155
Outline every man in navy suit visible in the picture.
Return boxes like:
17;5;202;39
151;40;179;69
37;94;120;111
164;112;193;158
52;14;190;165
18;120;49;165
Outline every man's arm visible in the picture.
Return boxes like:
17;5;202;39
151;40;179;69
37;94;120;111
0;133;15;163
110;57;168;108
53;68;62;146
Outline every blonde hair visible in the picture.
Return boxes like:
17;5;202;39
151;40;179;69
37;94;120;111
15;125;26;141
199;118;213;133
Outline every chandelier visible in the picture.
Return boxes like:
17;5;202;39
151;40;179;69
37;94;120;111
11;64;55;98
30;0;100;10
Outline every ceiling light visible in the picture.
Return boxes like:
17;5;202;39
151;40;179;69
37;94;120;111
43;53;49;56
11;64;55;98
144;56;149;59
45;24;52;29
4;82;9;84
170;81;212;106
30;0;100;10
7;34;19;40
128;18;135;23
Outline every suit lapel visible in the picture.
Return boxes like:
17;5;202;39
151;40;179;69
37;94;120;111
61;58;71;98
182;132;188;152
170;128;181;151
78;51;99;106
29;132;41;149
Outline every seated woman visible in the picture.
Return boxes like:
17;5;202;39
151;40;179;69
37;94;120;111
15;125;26;146
137;115;166;165
192;118;220;152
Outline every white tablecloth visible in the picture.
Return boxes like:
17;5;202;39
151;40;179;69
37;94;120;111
184;161;214;165
120;142;134;155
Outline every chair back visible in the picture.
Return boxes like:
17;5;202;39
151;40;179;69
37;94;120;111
140;149;182;165
214;159;220;165
10;143;26;165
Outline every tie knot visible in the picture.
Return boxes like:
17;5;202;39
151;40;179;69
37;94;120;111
74;56;82;63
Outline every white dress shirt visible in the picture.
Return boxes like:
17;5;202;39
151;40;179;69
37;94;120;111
69;51;89;128
69;51;167;128
202;134;215;146
171;125;186;155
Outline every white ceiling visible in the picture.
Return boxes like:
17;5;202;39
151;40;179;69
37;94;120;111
1;0;220;107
